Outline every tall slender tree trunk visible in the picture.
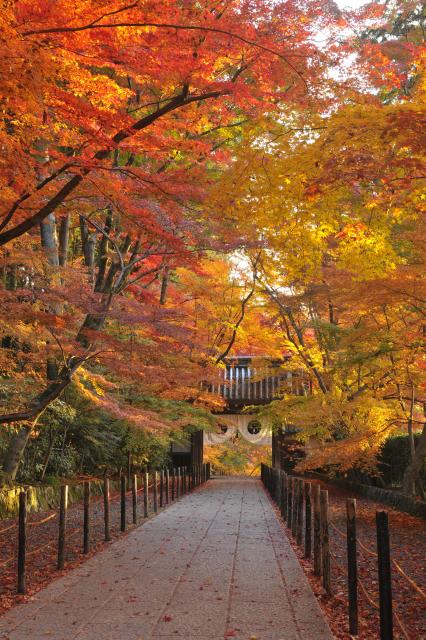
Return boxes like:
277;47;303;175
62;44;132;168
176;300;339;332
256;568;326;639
2;425;33;481
58;214;70;267
40;213;59;266
40;212;60;379
159;265;170;305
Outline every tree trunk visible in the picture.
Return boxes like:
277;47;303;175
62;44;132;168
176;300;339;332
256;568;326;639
58;214;70;267
40;213;59;266
0;357;84;480
94;207;113;292
402;419;426;496
40;212;60;378
159;266;170;305
2;425;33;481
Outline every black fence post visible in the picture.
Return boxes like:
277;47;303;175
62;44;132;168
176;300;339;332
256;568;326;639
376;510;393;640
171;468;176;501
281;472;287;521
176;467;180;499
304;482;312;559
276;469;282;506
291;478;298;538
313;483;321;576
296;479;304;547
320;489;331;594
103;476;111;541
346;498;358;637
165;469;170;504
153;471;158;512
160;470;164;508
143;471;149;518
287;476;293;531
132;474;137;524
17;490;27;594
120;475;126;532
57;484;68;569
83;481;91;553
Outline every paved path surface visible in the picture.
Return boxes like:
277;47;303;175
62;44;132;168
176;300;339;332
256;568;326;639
0;478;333;640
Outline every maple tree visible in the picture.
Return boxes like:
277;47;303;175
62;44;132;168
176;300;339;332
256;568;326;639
0;0;425;495
0;0;341;480
207;0;426;495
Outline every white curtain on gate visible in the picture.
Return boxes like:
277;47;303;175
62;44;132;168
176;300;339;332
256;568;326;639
204;414;272;446
203;423;237;445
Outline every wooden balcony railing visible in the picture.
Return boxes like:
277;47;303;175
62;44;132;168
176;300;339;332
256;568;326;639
209;358;305;406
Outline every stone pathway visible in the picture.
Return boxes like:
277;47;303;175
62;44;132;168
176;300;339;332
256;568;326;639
0;478;333;640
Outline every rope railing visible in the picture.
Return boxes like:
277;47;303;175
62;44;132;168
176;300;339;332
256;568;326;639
0;523;17;536
260;463;424;640
0;463;211;597
28;513;57;527
331;517;426;603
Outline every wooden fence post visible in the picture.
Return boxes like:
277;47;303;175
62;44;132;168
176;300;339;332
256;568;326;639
127;451;131;486
176;467;180;499
103;476;111;541
376;511;393;640
132;474;137;524
304;482;312;558
281;472;287;521
296;479;304;547
160;470;164;508
171;468;176;501
83;481;90;553
320;489;331;594
17;490;27;594
120;475;126;532
291;478;298;537
287;476;293;531
153;471;158;512
276;470;282;507
165;469;170;504
143;471;149;518
313;484;321;576
57;484;68;569
346;498;358;636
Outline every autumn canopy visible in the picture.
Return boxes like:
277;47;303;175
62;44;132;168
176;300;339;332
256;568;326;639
0;0;425;492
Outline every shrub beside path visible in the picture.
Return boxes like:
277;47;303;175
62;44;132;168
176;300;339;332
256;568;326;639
0;477;333;640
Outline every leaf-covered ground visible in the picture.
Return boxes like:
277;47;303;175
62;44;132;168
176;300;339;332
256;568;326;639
0;481;149;615
1;478;425;640
278;480;426;640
